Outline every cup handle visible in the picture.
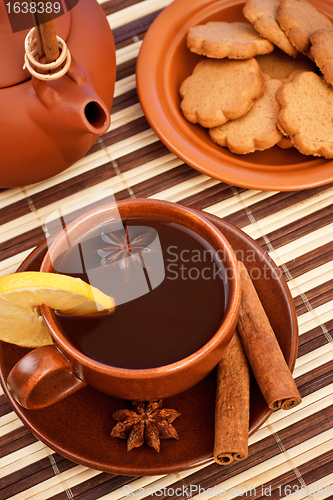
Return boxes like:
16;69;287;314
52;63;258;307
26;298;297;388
7;345;87;410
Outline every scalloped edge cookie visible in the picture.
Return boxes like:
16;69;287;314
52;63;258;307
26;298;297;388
186;22;274;59
276;71;333;158
209;78;283;154
277;0;333;56
310;29;333;87
179;58;266;128
243;0;299;56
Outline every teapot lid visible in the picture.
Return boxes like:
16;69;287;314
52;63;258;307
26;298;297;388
0;3;71;88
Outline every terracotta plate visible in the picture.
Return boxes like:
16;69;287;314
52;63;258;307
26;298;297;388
0;215;298;476
136;0;333;191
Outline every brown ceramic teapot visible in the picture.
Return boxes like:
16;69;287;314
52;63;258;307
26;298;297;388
0;0;116;187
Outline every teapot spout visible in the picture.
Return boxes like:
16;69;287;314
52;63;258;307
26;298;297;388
82;98;110;135
31;57;111;145
61;58;111;135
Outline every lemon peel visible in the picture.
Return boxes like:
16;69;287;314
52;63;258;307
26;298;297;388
0;271;114;348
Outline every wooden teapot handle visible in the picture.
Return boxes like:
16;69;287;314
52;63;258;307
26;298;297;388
7;345;86;409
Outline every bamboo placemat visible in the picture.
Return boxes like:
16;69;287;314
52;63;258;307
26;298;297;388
1;0;333;499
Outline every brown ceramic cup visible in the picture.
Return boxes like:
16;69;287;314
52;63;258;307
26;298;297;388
7;199;241;409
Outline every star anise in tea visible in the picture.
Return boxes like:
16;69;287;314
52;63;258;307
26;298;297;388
110;400;181;452
97;226;154;282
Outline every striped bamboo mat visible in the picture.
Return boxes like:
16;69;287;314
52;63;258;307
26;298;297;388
1;0;333;499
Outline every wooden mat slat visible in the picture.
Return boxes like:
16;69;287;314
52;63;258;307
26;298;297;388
159;435;332;500
114;75;137;97
298;324;333;359
270;406;333;450
293;279;333;316
105;117;152;149
296;362;333;399
111;144;175;175
0;212;42;247
27;172;125;213
0;248;36;276
0;398;11;418
115;40;141;65
0;199;32;226
0;445;56;481
176;183;238;211
231;469;333;500
178;430;333;500
0;438;49;465
294;280;333;316
0;417;23;438
268;222;333;267
241;183;333;225
285;240;333;280
110;104;144;131
107;0;173;29
111;90;140;112
5;465;101;500
1;455;74;500
289;261;333;295
54;474;140;500
112;11;162;44
191;190;276;218
0;431;38;460
0;229;45;264
137;168;203;200
297;300;333;335
255;207;333;257
243;187;333;240
114;62;139;87
0;190;26;208
76;475;171;500
294;453;333;482
295;344;333;373
98;0;138;11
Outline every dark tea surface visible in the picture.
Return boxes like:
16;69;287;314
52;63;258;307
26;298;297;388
54;218;227;369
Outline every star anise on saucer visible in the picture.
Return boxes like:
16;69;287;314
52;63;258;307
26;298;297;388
97;226;154;282
110;400;181;452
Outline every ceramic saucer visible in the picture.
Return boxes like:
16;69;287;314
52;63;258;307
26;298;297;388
0;214;298;476
136;0;333;191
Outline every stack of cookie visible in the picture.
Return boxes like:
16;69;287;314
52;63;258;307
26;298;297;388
179;0;333;158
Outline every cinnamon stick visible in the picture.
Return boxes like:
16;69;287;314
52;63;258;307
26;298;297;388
39;19;59;63
214;330;250;466
32;5;59;63
237;261;301;411
32;14;44;59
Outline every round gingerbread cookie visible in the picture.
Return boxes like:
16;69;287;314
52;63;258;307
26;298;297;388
186;22;274;59
209;79;283;154
310;29;333;87
243;0;299;57
179;58;266;128
276;71;333;158
276;0;333;56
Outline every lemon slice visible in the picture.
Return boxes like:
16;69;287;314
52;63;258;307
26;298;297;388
0;271;115;348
